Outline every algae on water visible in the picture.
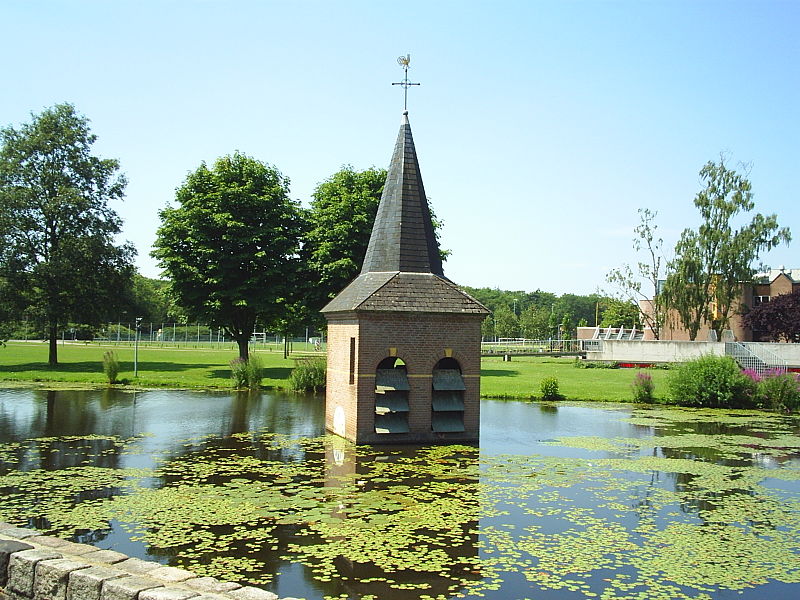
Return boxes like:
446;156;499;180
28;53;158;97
0;405;798;600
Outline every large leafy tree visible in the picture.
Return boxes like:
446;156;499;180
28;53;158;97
599;298;640;328
552;294;601;329
606;208;666;338
0;103;134;364
123;273;175;324
493;305;519;338
304;166;386;314
153;153;304;360
742;290;800;342
519;305;551;339
304;166;449;323
662;157;791;340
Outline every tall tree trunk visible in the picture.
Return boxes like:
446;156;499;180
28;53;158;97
236;336;249;361
48;323;58;366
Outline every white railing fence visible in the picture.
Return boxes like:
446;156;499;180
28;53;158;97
481;339;585;354
726;342;788;374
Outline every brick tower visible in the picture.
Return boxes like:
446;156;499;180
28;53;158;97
321;111;488;444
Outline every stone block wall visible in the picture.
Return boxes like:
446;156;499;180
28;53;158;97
0;525;300;600
584;340;726;364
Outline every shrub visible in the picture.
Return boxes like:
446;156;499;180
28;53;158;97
102;351;120;384
230;358;248;388
573;359;619;369
631;371;655;403
540;376;562;401
742;368;762;383
289;357;327;392
230;354;263;389
755;371;800;412
668;355;756;408
245;354;263;389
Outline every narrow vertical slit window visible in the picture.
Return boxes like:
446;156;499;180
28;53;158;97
349;337;356;385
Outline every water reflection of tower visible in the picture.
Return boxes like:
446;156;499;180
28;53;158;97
322;440;481;600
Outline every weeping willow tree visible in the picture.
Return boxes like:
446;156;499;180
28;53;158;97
662;157;790;340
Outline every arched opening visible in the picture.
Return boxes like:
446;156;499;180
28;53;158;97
374;357;410;434
431;357;466;433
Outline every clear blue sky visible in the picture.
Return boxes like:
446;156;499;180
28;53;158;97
2;0;798;296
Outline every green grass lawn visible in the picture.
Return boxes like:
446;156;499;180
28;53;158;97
0;342;298;389
0;342;670;402
480;355;670;402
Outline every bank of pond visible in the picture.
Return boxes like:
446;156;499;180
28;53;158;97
0;387;798;600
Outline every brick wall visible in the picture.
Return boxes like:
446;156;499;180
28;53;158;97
0;525;299;600
325;311;483;444
323;315;359;441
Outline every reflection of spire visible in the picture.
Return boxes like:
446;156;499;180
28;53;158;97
321;444;482;599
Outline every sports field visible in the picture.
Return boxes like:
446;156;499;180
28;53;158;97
0;341;669;402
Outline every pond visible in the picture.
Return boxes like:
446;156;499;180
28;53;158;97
1;388;799;600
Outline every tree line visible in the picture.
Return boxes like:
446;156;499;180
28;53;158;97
2;104;794;365
463;288;639;341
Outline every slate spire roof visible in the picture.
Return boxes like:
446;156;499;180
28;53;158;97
321;112;488;316
360;111;444;277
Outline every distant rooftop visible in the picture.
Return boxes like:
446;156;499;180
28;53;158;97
756;267;800;284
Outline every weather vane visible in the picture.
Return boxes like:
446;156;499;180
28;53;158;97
392;54;420;111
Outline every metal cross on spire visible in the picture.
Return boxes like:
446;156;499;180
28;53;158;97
392;54;420;111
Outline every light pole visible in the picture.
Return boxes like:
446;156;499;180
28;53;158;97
134;317;142;377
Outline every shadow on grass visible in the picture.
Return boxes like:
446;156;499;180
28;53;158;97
481;369;521;377
208;366;293;380
0;361;222;374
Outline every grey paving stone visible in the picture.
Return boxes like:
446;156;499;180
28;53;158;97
33;539;97;556
7;549;63;597
34;558;91;600
99;576;162;600
114;558;162;575
0;528;42;541
224;587;278;600
67;565;127;600
147;567;195;584
139;588;198;600
81;550;128;565
183;578;241;594
29;536;69;549
0;540;35;587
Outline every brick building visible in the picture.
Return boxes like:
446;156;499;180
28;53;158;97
321;111;488;444
637;267;800;341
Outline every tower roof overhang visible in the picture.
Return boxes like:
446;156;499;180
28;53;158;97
321;271;488;316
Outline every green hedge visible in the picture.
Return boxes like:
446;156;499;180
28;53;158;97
668;355;756;408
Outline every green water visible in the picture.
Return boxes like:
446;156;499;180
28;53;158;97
0;388;799;600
